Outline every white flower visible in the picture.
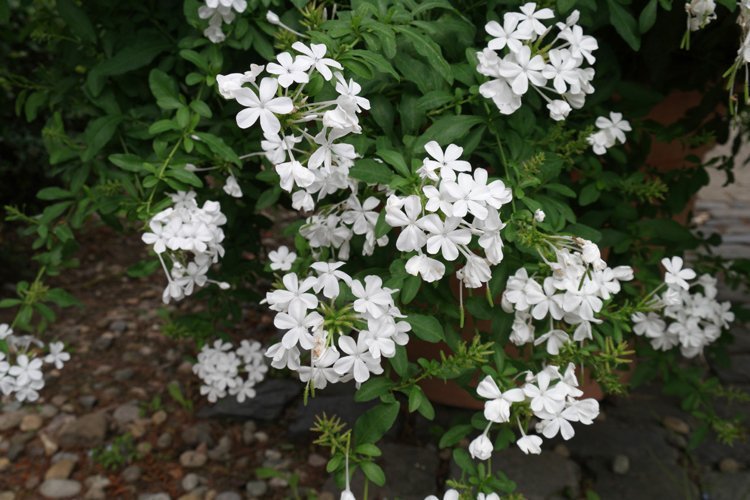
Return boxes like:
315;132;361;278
44;342;70;369
468;432;494;460
0;324;13;340
223;175;243;198
276;160;316;192
485;14;531;53
266;52;311;88
269;246;297;271
9;355;44;387
534;328;570;355
534;209;545;222
292;42;342;80
523;370;566;414
310;261;351;299
516;434;543;454
351;276;393;319
333;335;382;384
418;141;471;182
274;301;322;350
547;99;571;121
498;45;547;95
405;253;446;283
425;489;459;500
234;77;294;134
662;256;696;290
419;215;471;261
477;375;525;423
512;2;555;36
385;195;427;252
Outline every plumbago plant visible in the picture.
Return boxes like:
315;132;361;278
2;0;750;497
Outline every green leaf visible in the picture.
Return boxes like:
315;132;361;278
360;461;386;487
149;68;179;103
355;377;394;402
179;49;209;72
0;0;9;24
638;0;658;33
389;345;409;378
349;158;394;185
452;448;476;475
354;444;382;457
194;132;241;166
0;298;22;308
86;34;171;96
45;288;81;308
190;100;212;118
81;115;121;162
439;424;472;448
110;154;146;173
167;167;203;188
377;149;410;177
607;0;641;51
406;314;444;343
57;0;96;43
421;115;484;146
343;50;399;80
400;275;421;304
557;0;577;13
578;183;601;206
126;259;160;278
37;187;72;200
394;26;453;84
353;401;400;445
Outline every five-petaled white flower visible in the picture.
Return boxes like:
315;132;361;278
234;77;294;134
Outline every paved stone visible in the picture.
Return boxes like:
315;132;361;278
45;459;76;480
324;442;439;500
701;471;750;500
197;378;300;421
245;480;268;497
57;412;107;448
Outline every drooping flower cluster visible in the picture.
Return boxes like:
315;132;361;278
217;43;370;215
631;257;734;358
469;364;599;460
198;0;247;43
685;0;717;31
476;3;598;121
193;339;267;402
141;191;229;304
263;266;411;388
502;238;634;354
385;141;512;288
587;112;631;155
0;324;70;402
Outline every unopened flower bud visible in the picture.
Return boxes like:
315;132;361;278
534;209;545;222
266;10;280;25
468;433;493;460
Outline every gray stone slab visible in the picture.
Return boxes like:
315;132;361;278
701;471;750;500
196;378;300;421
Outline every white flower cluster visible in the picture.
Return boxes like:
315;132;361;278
476;3;598;121
218;43;370;215
685;0;717;31
0;324;69;402
386;141;512;288
193;339;268;402
502;238;634;354
631;257;733;358
587;112;631;155
141;191;229;304
469;363;599;460
263;265;411;388
199;0;247;43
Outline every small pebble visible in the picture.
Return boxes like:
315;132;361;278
612;454;630;475
20;414;43;432
45;459;76;480
254;431;269;444
157;432;173;449
307;453;327;467
182;473;200;491
152;411;167;426
215;493;241;500
180;450;207;468
269;477;288;488
122;465;142;483
137;442;152;456
719;457;742;473
245;480;268;497
0;458;10;472
662;416;690;435
39;478;82;498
